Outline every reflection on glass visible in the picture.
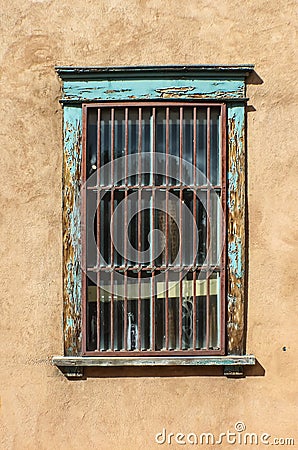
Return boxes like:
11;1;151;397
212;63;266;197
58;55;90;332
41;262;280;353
209;272;221;349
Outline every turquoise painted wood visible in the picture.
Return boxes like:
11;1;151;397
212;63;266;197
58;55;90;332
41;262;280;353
58;67;249;361
63;105;82;355
61;78;245;102
227;103;246;355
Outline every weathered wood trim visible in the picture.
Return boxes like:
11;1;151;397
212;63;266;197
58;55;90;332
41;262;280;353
227;103;246;355
53;355;255;367
56;64;254;80
63;106;82;356
59;68;251;362
61;78;245;102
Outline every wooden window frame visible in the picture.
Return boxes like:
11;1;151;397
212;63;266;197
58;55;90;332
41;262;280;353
52;65;256;376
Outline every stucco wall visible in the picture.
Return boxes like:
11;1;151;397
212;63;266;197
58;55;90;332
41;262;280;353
0;1;297;449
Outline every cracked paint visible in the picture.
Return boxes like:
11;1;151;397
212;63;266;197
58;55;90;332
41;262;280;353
227;105;246;355
63;106;82;355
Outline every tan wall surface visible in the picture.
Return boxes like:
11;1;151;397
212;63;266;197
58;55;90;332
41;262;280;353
0;1;297;449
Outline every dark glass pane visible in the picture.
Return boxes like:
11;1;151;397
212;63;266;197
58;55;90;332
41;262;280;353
114;108;126;185
168;107;180;185
100;109;111;185
128;108;139;186
87;109;98;179
182;107;194;185
86;276;97;351
127;189;138;267
196;191;207;265
196;109;207;184
114;190;125;267
140;275;151;350
210;107;221;185
100;191;111;266
99;271;111;350
126;272;139;350
141;108;152;186
155;108;166;185
86;189;97;268
182;190;194;266
155;272;166;350
113;297;124;351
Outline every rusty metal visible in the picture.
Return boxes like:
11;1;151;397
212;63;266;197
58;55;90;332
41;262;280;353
220;104;227;353
206;106;211;349
96;108;101;351
81;102;227;356
192;106;197;350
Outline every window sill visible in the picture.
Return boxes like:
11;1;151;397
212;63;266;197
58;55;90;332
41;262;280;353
52;355;255;377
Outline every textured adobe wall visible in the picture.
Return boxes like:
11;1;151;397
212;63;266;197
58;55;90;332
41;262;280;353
0;1;297;449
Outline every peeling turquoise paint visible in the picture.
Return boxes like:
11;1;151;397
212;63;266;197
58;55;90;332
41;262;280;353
227;102;246;355
228;238;243;279
58;68;249;359
63;105;82;356
62;78;245;102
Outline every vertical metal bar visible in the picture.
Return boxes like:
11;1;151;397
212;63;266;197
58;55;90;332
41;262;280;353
179;107;183;350
193;270;197;349
151;270;155;350
96;108;101;350
124;271;128;350
166;107;169;186
138;269;141;351
111;108;115;186
192;107;197;350
206;106;211;349
110;108;115;350
137;108;142;350
220;104;227;352
165;269;169;350
138;107;142;186
152;107;156;188
151;107;156;351
110;270;114;350
123;107;129;350
179;106;183;184
165;107;170;349
81;105;87;353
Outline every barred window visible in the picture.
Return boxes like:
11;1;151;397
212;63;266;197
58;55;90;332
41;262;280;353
82;102;226;356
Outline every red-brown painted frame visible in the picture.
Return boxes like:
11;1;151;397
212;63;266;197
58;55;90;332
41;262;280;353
81;101;227;357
